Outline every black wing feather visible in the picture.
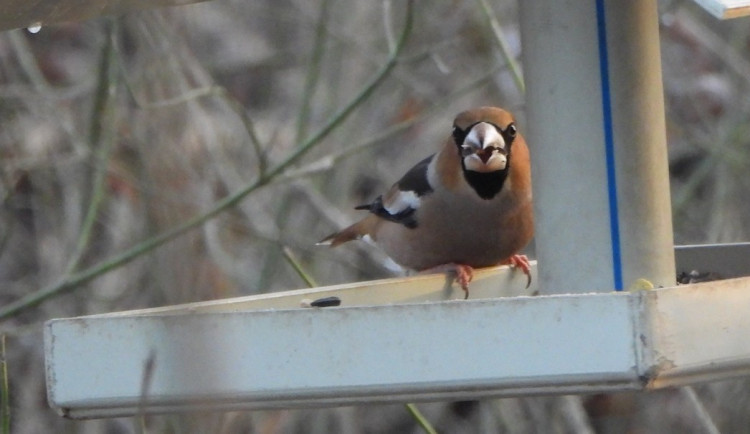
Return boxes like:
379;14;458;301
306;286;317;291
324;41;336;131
396;155;433;196
354;155;434;229
355;196;418;228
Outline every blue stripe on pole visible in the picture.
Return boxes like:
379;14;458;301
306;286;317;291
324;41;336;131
595;0;624;291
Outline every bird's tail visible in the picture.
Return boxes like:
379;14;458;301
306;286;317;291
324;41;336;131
317;217;377;247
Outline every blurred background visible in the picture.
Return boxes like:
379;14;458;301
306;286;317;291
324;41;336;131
1;0;749;432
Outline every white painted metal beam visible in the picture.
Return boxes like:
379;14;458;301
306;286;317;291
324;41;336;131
45;269;643;418
44;260;750;419
692;0;750;19
675;242;750;279
46;295;642;417
645;278;750;388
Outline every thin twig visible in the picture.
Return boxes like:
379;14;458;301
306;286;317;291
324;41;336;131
383;0;396;52
65;20;119;275
0;0;415;320
282;247;319;287
296;0;332;143
680;386;720;434
0;335;9;434
405;403;438;434
215;87;268;177
558;395;595;434
7;30;51;93
134;349;156;434
475;0;525;94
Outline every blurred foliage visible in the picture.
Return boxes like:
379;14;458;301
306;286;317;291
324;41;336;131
0;0;749;432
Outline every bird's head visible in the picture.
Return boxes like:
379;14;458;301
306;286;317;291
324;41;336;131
450;107;521;199
452;107;518;174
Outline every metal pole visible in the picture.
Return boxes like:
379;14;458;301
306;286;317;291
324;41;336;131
520;0;676;293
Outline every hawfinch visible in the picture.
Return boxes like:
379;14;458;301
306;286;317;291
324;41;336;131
320;106;533;297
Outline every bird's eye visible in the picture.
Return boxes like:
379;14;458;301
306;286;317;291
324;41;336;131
452;126;466;145
505;123;517;138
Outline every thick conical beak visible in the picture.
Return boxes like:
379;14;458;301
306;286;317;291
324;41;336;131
477;148;493;163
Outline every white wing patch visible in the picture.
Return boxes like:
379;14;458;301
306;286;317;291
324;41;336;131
384;190;421;216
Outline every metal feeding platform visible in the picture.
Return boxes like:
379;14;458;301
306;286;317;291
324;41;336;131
24;0;750;419
45;249;750;418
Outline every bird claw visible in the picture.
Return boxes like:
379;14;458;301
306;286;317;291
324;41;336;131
453;264;473;299
506;254;532;289
419;263;474;299
421;256;531;299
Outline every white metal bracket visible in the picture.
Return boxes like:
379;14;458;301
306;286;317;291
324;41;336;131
691;0;750;19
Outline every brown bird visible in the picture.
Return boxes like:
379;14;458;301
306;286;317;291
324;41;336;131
320;106;533;298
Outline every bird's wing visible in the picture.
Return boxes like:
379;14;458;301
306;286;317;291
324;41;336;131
355;155;434;229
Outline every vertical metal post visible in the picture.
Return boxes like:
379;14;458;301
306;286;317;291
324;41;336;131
519;0;675;293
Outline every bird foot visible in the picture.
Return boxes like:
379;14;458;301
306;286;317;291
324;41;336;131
419;263;474;299
503;254;532;288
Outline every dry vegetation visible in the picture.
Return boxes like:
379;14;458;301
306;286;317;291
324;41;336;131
0;0;749;432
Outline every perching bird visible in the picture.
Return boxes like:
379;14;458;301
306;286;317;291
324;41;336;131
320;106;533;298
